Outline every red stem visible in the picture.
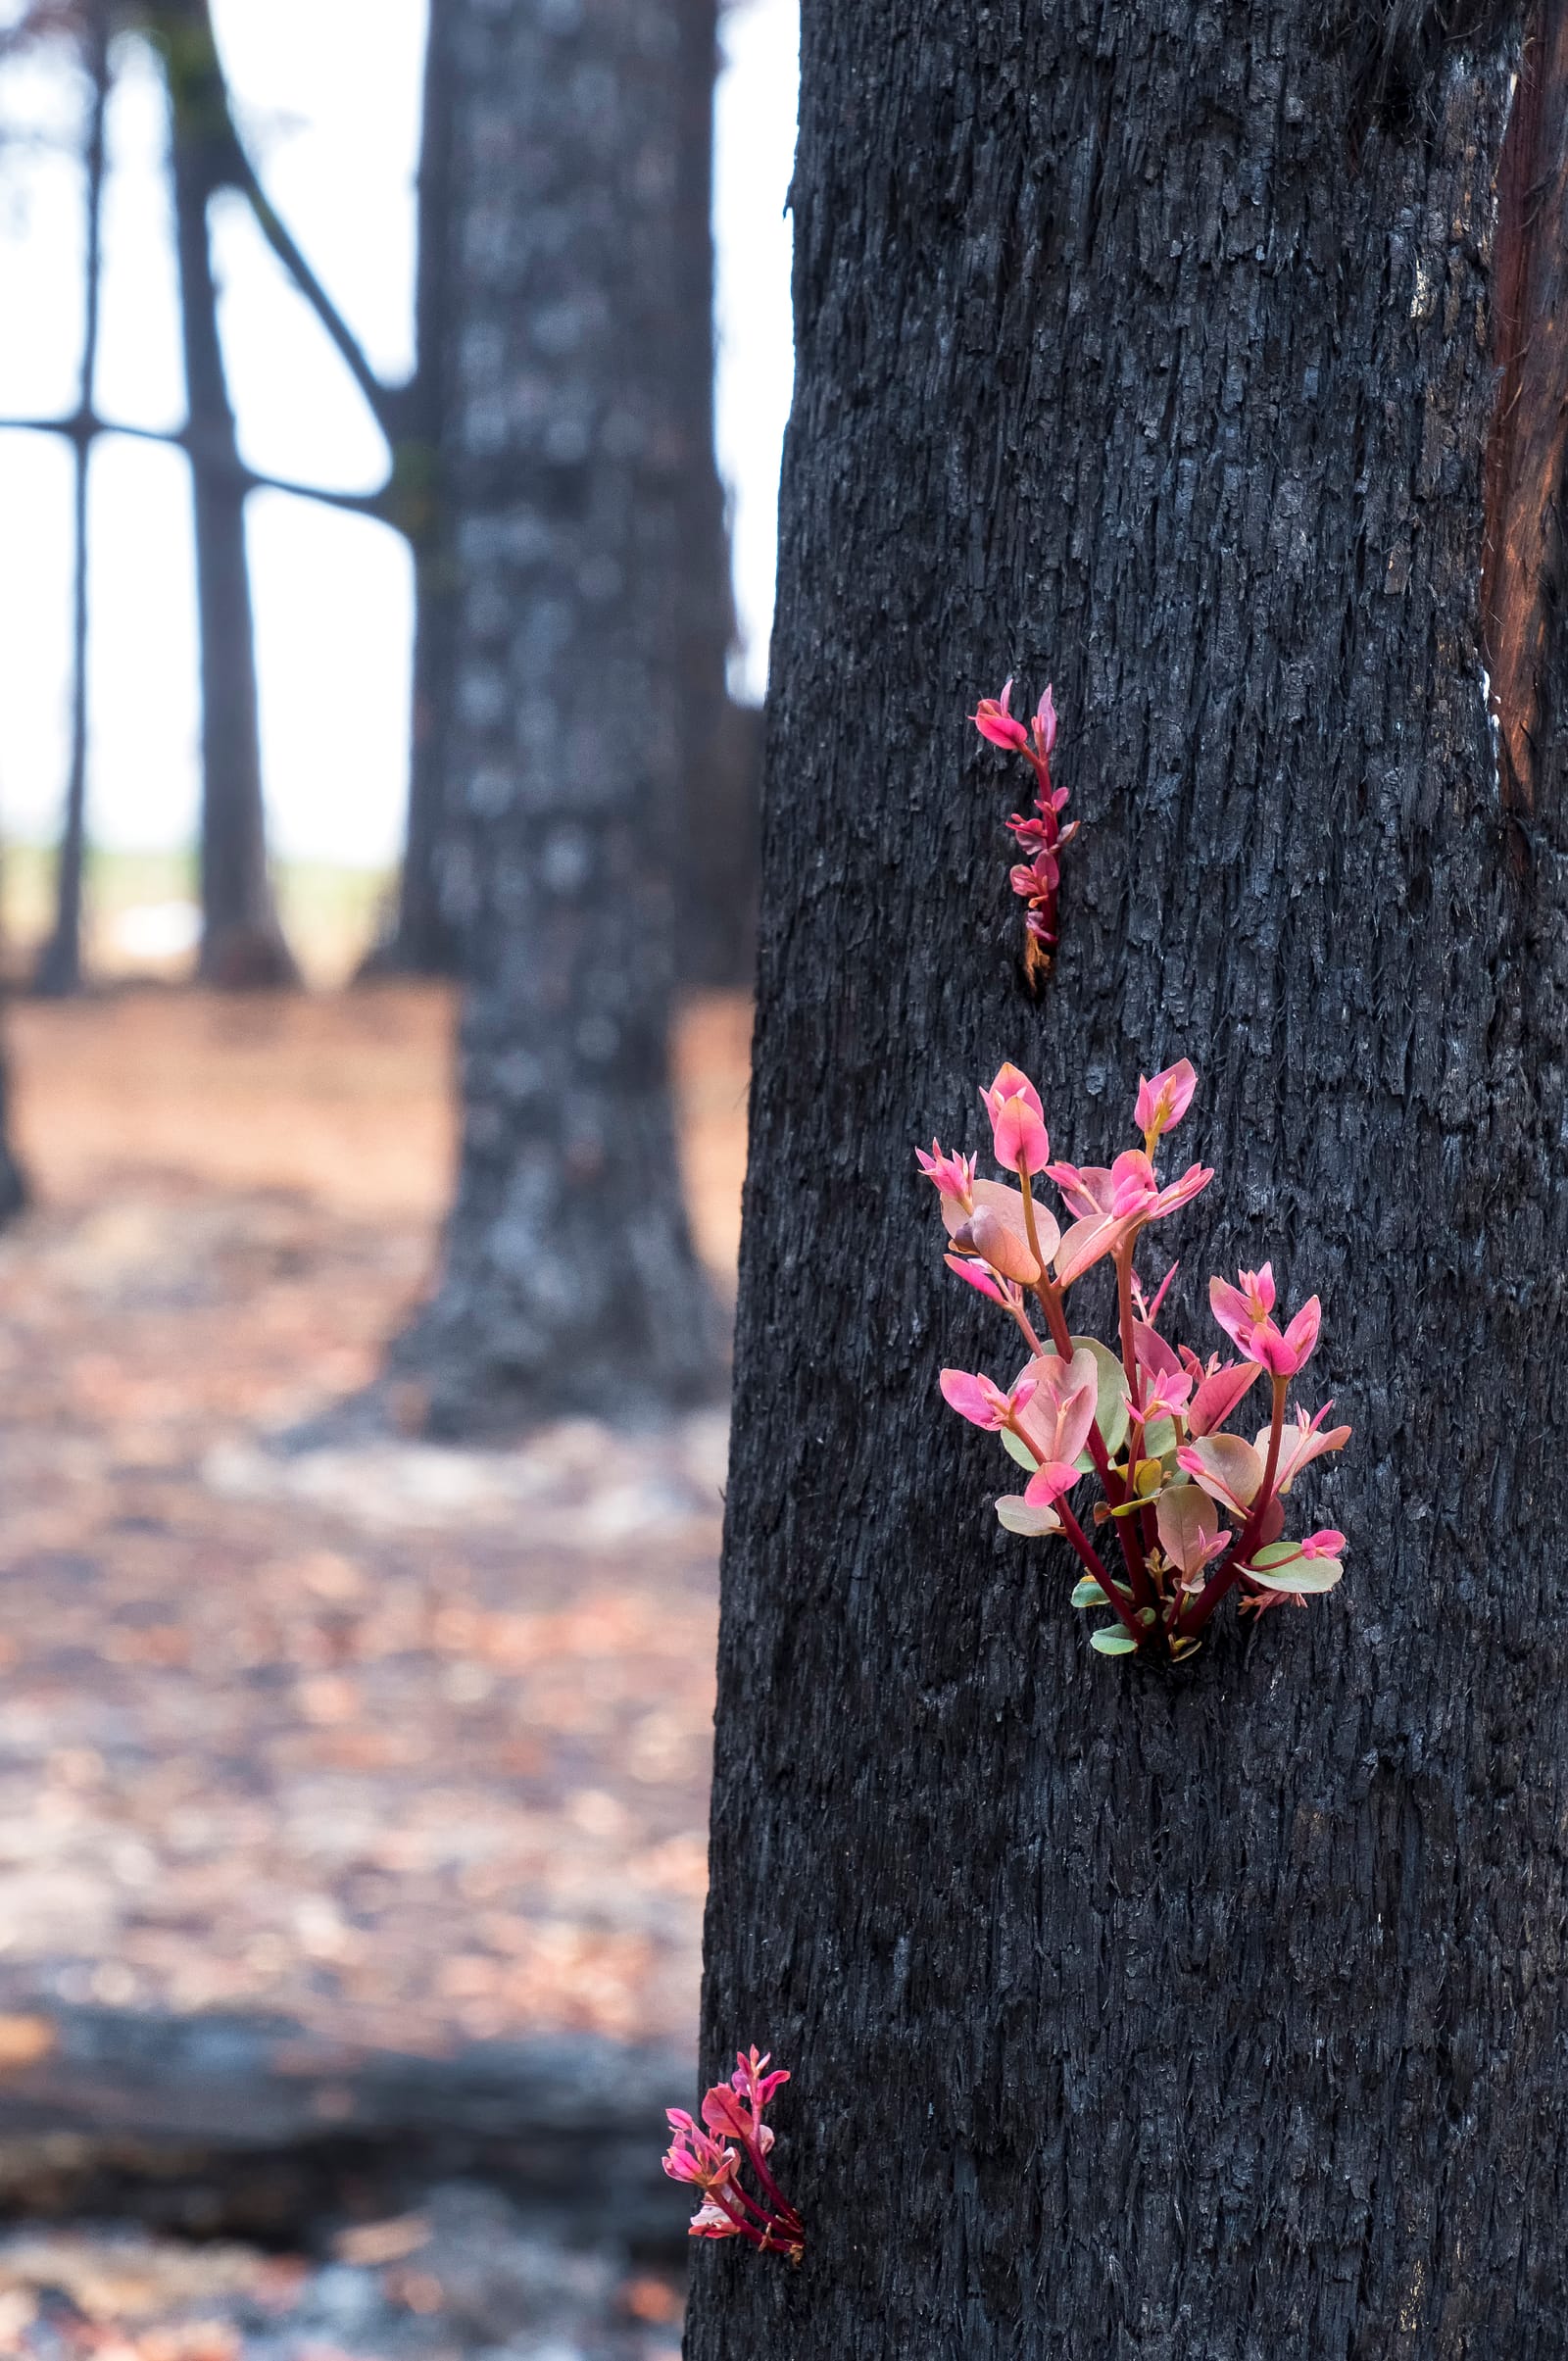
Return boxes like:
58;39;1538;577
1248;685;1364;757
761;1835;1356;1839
1055;1498;1144;1646
738;2132;802;2232
1177;1373;1288;1635
1017;1172;1156;1614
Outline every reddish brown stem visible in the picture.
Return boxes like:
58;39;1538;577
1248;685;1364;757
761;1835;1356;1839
1177;1373;1288;1636
738;2132;802;2232
1055;1498;1144;1646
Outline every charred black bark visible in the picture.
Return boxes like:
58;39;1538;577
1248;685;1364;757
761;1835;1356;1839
32;0;109;1001
393;0;721;1436
693;6;1565;2356
152;0;297;989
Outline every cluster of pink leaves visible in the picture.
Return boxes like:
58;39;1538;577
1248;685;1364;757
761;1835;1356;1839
662;2048;805;2261
950;682;1349;1654
971;680;1078;983
921;1053;1350;1659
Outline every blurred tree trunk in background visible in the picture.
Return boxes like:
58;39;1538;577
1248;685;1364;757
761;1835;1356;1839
150;0;297;988
368;0;759;988
0;1040;26;1229
32;0;109;999
692;5;1568;2354
357;0;460;981
394;0;721;1436
670;0;758;991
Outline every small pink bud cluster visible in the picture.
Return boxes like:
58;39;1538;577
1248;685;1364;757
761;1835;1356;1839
970;678;1078;985
921;878;1352;1659
662;2048;804;2262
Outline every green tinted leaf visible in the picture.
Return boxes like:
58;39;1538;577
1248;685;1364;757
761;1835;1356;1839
1090;1626;1138;1655
1155;1483;1219;1577
1143;1416;1177;1458
1071;1576;1107;1608
1248;1539;1301;1570
996;1495;1059;1537
1249;1557;1343;1595
1002;1428;1039;1472
1070;1335;1130;1461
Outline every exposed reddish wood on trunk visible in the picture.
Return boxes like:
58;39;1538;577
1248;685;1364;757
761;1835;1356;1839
1483;4;1568;816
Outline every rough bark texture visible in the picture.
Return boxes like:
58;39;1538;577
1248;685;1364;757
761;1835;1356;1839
155;0;297;989
33;0;108;1001
396;0;719;1436
694;6;1567;2355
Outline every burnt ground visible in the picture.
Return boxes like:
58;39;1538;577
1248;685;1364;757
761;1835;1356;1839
0;982;754;2360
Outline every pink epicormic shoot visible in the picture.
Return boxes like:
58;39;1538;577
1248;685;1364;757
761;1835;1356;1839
971;677;1078;987
662;2048;805;2262
927;691;1352;1659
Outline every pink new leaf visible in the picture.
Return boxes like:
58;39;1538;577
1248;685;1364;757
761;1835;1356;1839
980;1064;1051;1177
972;679;1031;751
1186;1355;1263;1437
1176;1432;1265;1516
941;1368;1038;1432
1135;1058;1198;1150
1155;1484;1226;1579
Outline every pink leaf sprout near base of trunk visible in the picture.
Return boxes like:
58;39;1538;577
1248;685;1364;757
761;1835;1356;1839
927;688;1353;1661
662;2048;805;2262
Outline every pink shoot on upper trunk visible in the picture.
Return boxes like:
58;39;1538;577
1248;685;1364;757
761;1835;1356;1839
1135;1058;1198;1154
916;1141;976;1219
972;679;1031;751
922;688;1350;1662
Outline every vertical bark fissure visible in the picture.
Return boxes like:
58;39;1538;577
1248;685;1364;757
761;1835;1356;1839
693;5;1561;2354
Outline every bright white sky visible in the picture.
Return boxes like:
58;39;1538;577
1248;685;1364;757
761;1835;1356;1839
0;0;797;865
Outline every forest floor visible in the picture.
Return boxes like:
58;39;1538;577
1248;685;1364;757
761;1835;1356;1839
0;982;753;2361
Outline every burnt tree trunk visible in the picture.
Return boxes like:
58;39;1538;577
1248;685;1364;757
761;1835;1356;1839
33;0;109;1000
394;0;720;1435
693;5;1568;2356
155;0;297;988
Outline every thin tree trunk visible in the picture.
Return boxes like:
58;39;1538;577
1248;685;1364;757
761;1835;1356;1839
154;0;297;989
670;0;756;991
33;0;109;1000
692;6;1563;2354
357;0;459;981
393;0;719;1437
0;1036;26;1230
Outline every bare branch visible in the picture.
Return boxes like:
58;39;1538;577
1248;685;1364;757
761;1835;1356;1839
0;409;393;519
224;143;411;444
